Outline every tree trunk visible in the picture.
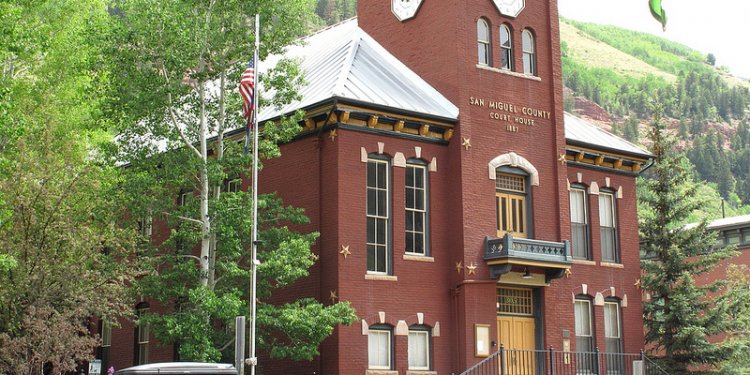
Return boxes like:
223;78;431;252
199;81;210;287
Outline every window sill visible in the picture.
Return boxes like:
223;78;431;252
572;259;596;266
406;371;436;375
476;64;542;81
403;254;435;262
366;370;398;375
600;262;624;269
365;274;398;281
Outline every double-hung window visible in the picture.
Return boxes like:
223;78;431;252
405;163;428;256
604;301;624;374
521;29;536;76
599;192;618;262
135;304;150;365
496;171;528;238
367;158;390;273
368;326;393;370
574;298;595;373
570;187;590;259
499;24;513;70
477;19;491;66
408;326;431;371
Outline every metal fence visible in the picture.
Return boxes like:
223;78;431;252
460;347;669;375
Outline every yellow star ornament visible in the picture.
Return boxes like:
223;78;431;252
339;245;351;259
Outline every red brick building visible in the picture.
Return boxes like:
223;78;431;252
103;0;654;374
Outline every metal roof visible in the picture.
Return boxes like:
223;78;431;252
256;20;648;158
701;214;750;231
564;112;651;158
258;18;459;122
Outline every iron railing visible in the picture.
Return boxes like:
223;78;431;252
460;347;669;375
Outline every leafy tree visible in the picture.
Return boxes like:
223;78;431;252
107;0;356;363
639;106;748;373
0;127;137;375
0;1;136;374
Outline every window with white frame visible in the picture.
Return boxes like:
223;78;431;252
367;158;390;273
574;298;595;373
599;191;618;262
477;18;491;66
499;24;513;70
604;300;624;374
179;191;192;206
226;178;241;193
521;29;536;76
368;326;392;370
570;187;590;259
408;327;431;370
604;300;623;353
406;163;428;256
135;304;149;365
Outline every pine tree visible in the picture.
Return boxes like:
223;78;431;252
640;106;747;373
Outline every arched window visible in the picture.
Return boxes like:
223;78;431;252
499;24;513;70
477;18;491;66
521;29;536;75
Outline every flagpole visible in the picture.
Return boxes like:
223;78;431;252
249;13;260;375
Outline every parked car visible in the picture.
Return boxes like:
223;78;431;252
115;363;236;375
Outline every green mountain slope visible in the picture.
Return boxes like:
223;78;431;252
560;21;676;82
561;19;750;209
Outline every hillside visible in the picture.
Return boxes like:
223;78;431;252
559;21;676;83
561;19;750;210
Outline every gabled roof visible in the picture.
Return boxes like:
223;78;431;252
564;113;651;159
258;18;459;122
256;19;649;159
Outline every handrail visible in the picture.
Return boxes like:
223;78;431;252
459;346;670;375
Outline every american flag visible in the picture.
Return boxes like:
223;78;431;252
239;59;256;123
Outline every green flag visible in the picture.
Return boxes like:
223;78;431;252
649;0;667;31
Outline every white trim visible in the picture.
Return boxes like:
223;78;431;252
394;152;406;168
589;181;600;195
488;152;539;186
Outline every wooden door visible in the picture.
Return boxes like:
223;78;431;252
497;316;535;375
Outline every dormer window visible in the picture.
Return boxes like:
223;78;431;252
477;18;491;66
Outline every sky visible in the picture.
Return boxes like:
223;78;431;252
557;0;750;79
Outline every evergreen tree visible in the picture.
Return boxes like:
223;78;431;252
622;115;639;143
639;106;748;373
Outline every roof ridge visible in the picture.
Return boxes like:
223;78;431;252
302;17;358;43
332;27;362;97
